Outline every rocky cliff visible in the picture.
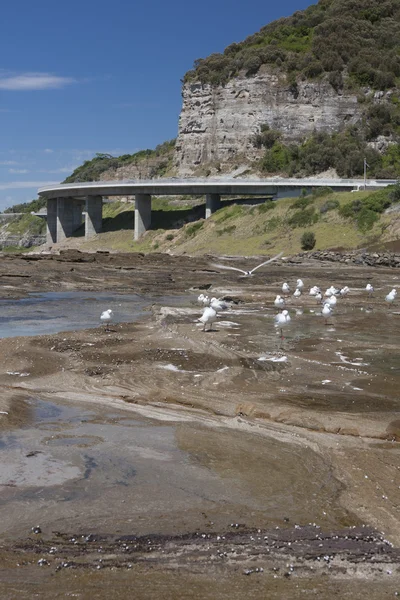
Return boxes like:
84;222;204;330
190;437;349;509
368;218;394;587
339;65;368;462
174;71;361;176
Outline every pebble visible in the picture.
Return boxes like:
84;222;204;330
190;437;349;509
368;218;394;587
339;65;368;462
31;526;41;534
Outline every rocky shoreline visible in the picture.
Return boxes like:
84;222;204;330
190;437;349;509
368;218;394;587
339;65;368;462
293;250;400;268
0;251;399;599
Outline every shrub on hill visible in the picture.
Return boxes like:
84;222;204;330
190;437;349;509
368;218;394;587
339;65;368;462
259;125;400;178
339;186;397;231
301;231;316;250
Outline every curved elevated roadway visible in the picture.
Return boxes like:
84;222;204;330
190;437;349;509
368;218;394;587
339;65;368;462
38;177;396;244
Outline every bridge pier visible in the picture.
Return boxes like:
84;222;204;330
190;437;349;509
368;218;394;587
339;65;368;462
57;197;77;242
205;193;221;218
85;195;103;239
72;200;84;231
135;193;151;240
46;199;57;245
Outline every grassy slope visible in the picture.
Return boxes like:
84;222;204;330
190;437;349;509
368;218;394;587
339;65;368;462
69;191;400;256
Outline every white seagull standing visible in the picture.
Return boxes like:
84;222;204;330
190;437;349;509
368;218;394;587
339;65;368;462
385;289;397;304
296;279;304;290
282;282;290;295
199;306;218;331
309;286;320;296
340;286;350;297
274;295;285;310
322;303;333;325
274;309;291;339
293;288;302;298
315;292;323;303
197;294;210;306
326;295;337;307
210;297;229;312
366;283;374;296
211;252;283;277
325;286;340;297
100;309;113;331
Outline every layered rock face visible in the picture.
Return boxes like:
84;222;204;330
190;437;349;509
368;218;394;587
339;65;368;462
174;71;361;176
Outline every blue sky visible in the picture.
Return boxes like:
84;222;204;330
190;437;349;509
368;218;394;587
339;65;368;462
0;0;315;210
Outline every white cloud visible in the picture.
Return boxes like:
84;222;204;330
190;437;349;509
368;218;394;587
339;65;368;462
0;180;60;190
0;72;76;91
0;160;18;166
44;148;54;153
39;166;77;174
9;168;29;174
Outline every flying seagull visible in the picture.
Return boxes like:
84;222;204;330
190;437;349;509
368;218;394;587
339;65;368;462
211;252;283;277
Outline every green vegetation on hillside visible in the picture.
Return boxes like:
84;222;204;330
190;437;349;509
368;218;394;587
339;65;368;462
64;139;175;183
4;213;46;236
256;123;400;178
4;197;46;214
74;188;400;256
184;0;400;90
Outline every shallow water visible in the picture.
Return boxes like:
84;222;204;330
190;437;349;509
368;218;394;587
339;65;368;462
0;397;353;539
0;291;187;338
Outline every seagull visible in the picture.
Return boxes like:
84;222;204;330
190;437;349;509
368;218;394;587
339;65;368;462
100;309;113;331
296;279;304;290
211;252;283;277
315;292;323;303
210;297;229;312
293;288;302;298
322;303;333;325
325;286;340;297
385;289;397;304
274;309;291;339
274;295;285;309
340;286;350;297
282;282;290;295
309;286;320;296
326;295;337;307
366;283;374;296
197;294;210;306
199;306;218;331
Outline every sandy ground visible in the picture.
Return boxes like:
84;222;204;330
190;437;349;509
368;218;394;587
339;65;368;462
0;250;399;598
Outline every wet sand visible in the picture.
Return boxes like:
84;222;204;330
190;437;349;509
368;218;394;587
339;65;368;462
0;251;399;598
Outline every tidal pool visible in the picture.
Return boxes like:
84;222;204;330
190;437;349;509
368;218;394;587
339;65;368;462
0;397;353;539
0;291;188;338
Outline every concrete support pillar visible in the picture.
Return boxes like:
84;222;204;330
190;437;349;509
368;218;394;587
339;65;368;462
85;195;103;239
134;194;151;240
56;197;75;242
205;193;221;218
72;200;84;231
46;198;57;245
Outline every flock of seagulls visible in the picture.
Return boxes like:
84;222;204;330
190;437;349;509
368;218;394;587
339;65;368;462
197;295;229;331
363;283;397;304
98;251;397;339
274;280;397;333
195;274;397;338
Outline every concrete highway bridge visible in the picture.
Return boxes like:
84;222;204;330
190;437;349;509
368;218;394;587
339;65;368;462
38;178;397;245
